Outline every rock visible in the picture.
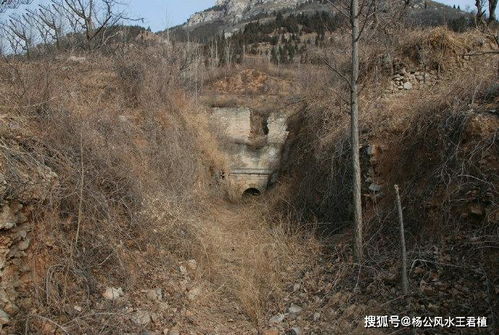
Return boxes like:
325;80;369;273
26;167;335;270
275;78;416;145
17;212;28;224
313;312;321;321
74;305;82;312
187;286;202;301
145;288;163;302
369;184;382;192
0;205;17;230
17;239;30;251
287;327;303;335
132;310;152;326
17;230;27;240
288;303;302;314
469;203;484;216
414;267;425;275
67;55;86;63
403;82;413;90
428;303;439;313
270;313;286;324
0;309;9;325
168;328;180;335
264;330;279;335
293;283;300;292
186;259;197;272
102;287;123;300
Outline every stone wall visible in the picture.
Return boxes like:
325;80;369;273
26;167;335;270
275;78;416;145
210;107;289;197
389;68;438;92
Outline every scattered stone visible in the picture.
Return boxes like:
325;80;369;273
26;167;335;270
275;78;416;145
67;56;86;63
270;313;286;324
187;286;202;301
403;82;413;90
132;310;152;326
369;184;382;192
428;303;439;313
17;239;30;251
0;205;17;230
313;312;321;321
186;259;197;272
179;265;187;276
469;204;484;216
287;327;303;335
17;230;27;240
414;267;425;275
0;309;9;325
288;303;302;314
17;212;28;224
145;288;163;302
74;305;82;312
168;328;180;335
293;283;300;292
102;287;123;300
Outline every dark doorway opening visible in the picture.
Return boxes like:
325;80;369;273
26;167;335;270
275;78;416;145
243;188;261;197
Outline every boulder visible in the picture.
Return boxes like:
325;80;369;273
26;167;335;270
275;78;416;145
132;310;152;326
270;313;286;324
403;82;413;90
0;309;9;325
288;303;303;314
102;287;123;300
0;205;17;230
145;288;163;302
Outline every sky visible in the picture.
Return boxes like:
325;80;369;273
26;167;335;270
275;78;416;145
126;0;216;32
2;0;496;33
126;0;491;32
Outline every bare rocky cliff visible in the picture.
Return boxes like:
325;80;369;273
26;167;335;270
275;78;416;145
187;0;309;26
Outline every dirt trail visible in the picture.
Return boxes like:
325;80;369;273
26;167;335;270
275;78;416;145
162;198;318;335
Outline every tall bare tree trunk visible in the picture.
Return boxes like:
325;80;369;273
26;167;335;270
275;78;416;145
351;0;363;262
489;0;498;22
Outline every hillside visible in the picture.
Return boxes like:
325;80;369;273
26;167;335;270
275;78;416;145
166;0;470;42
0;1;498;334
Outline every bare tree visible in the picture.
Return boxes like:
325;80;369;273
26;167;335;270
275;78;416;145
321;0;409;262
323;0;377;262
52;0;125;49
350;0;363;263
0;0;33;13
475;0;486;25
489;0;498;22
26;4;64;50
2;14;35;57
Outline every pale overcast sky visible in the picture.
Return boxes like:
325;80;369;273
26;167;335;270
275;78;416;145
3;0;496;32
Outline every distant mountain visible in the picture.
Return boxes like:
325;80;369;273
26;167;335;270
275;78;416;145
187;0;310;27
164;0;471;43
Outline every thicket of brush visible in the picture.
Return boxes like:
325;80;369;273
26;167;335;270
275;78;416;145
277;26;498;272
0;41;322;332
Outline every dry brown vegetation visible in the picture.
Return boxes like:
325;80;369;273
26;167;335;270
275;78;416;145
0;42;322;334
0;22;498;335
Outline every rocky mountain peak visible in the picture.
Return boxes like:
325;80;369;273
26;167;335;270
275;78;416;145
187;0;309;27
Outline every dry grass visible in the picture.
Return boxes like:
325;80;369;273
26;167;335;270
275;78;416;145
191;197;321;326
0;42;324;334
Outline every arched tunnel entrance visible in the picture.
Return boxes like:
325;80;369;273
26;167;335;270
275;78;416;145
242;188;261;197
